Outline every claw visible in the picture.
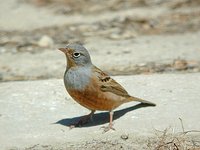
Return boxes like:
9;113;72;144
69;125;75;129
69;110;95;129
101;123;115;133
100;110;115;132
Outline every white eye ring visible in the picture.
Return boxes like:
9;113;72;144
73;52;81;58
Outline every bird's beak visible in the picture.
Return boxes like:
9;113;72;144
58;48;66;53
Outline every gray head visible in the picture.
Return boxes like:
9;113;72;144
58;43;92;68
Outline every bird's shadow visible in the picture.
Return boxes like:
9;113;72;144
54;103;154;128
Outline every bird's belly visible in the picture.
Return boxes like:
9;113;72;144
67;88;122;111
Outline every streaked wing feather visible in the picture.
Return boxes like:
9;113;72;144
94;66;129;97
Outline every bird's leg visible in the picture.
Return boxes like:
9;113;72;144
70;110;95;129
101;110;115;132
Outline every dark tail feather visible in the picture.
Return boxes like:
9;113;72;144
128;96;156;106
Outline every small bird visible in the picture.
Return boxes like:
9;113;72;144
58;43;156;131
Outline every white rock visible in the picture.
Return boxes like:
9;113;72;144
38;35;54;48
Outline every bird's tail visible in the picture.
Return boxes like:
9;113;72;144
127;96;156;106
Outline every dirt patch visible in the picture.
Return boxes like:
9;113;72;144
27;0;200;14
19;129;200;150
1;8;200;53
1;0;200;53
0;0;200;82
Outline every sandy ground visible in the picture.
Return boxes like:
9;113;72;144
1;0;200;81
0;0;200;149
1;74;200;149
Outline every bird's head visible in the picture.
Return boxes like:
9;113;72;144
58;43;92;69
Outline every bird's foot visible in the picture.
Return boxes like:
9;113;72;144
69;116;90;129
69;111;95;129
101;123;115;133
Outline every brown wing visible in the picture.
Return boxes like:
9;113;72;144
93;66;130;97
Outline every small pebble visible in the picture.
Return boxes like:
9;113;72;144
121;134;129;140
173;59;187;70
38;35;54;48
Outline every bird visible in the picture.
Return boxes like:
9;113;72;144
58;43;156;132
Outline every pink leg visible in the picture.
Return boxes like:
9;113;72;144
101;110;115;132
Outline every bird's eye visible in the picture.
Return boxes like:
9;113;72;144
73;52;81;58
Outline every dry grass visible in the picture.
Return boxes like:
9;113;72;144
148;128;200;150
148;119;200;150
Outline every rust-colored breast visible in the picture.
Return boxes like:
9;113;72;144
67;77;125;111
